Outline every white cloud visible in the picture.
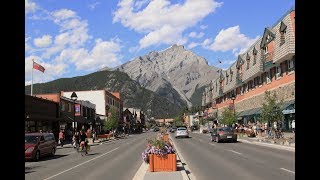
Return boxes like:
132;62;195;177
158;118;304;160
88;1;101;10
208;25;259;55
187;42;199;49
25;0;38;14
25;55;68;84
202;38;212;47
33;35;52;48
134;0;150;10
41;9;91;59
55;38;122;71
200;25;208;29
189;32;204;38
52;9;77;21
129;46;139;53
113;0;222;49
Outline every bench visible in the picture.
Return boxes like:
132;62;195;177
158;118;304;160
97;133;113;139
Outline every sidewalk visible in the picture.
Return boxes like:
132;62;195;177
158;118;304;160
56;137;116;149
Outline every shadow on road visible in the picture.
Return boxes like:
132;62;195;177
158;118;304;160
25;166;40;174
85;153;100;156
38;154;69;161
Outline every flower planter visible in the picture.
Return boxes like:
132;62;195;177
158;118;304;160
149;154;177;172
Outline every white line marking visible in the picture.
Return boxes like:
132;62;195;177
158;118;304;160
43;147;119;180
132;162;148;180
228;150;242;155
280;168;295;174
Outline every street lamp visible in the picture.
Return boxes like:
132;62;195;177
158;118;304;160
71;92;78;135
231;92;236;117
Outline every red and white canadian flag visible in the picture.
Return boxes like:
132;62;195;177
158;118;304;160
33;61;45;73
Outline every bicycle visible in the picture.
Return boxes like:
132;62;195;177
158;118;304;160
77;140;90;156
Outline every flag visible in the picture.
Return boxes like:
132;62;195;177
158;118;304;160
33;61;45;73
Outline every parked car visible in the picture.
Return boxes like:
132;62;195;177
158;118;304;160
211;127;237;143
169;126;177;133
25;133;57;161
175;127;189;138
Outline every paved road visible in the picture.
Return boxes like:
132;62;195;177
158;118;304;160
170;132;295;180
25;132;156;180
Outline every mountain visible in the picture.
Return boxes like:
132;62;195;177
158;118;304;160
115;44;220;107
25;70;184;119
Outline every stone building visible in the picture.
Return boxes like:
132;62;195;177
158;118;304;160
202;8;295;131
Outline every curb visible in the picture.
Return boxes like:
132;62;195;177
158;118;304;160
237;138;295;152
169;134;195;180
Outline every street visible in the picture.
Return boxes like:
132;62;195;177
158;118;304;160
25;132;155;180
170;132;295;180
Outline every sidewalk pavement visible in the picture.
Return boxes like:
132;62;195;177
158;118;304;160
56;137;117;149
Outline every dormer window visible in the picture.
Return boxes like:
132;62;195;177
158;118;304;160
230;69;233;82
279;21;287;46
226;72;229;85
253;47;257;65
246;53;250;70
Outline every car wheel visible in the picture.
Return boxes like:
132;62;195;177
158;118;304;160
50;147;56;156
35;151;40;161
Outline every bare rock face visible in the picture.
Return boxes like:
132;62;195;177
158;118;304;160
115;44;220;107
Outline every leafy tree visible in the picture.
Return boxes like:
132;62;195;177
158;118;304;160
103;107;119;132
260;91;283;125
220;108;237;127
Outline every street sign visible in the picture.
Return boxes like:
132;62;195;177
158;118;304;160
75;104;81;116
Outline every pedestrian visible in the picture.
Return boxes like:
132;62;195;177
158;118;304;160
39;130;43;133
59;130;64;148
92;129;96;143
291;120;295;134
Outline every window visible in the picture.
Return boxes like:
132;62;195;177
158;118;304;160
276;66;282;79
266;71;271;83
246;53;250;70
288;59;295;72
253;55;257;65
264;46;268;54
61;102;65;111
279;21;287;46
230;70;233;82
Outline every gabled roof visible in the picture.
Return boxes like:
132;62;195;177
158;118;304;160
279;21;287;32
236;55;244;68
253;46;258;55
260;28;275;48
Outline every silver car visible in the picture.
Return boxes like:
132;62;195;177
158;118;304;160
175;127;189;138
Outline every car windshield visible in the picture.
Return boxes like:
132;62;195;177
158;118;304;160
219;127;233;132
25;135;39;144
177;127;186;131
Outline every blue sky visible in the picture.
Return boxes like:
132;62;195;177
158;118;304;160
25;0;295;85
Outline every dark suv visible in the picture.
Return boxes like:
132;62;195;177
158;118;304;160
25;133;57;161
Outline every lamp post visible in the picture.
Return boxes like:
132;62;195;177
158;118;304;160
231;92;236;122
71;92;78;135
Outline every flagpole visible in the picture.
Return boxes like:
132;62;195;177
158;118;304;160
31;59;34;96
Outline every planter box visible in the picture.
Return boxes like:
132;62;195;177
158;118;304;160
149;154;177;172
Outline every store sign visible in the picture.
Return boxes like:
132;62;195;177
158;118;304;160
75;104;81;116
282;109;295;114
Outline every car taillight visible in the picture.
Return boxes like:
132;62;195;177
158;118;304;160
25;147;35;153
218;131;224;135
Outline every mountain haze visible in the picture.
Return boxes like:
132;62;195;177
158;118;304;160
114;44;220;107
25;70;182;118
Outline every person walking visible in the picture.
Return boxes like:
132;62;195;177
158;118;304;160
291;120;295;134
59;130;64;148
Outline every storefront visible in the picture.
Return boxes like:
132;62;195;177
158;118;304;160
281;100;295;131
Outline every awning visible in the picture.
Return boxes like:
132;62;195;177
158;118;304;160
281;99;295;114
238;107;262;117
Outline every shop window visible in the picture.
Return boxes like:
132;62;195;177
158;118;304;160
276;66;282;79
61;102;65;111
288;59;295;72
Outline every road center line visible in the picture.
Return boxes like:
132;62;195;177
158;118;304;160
280;168;295;174
43;147;119;180
228;150;242;155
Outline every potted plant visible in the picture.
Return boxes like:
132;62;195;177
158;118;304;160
141;137;177;172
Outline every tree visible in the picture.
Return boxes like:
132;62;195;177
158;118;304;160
103;107;119;132
220;108;237;127
199;117;207;125
260;91;283;125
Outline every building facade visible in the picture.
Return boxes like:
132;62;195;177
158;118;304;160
202;8;295;131
62;90;123;123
